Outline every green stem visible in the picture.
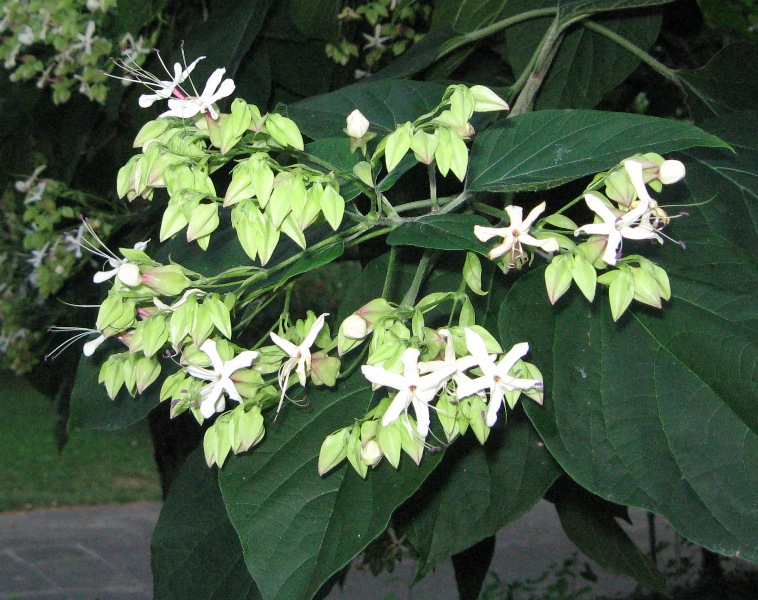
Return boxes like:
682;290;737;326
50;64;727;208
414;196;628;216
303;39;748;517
394;195;456;214
437;8;558;60
438;191;471;215
400;250;439;307
510;17;565;116
471;201;508;221
582;20;685;91
428;162;439;211
382;245;398;299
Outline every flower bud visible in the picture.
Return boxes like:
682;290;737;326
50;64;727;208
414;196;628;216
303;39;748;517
658;160;686;185
345;109;370;139
133;119;171;150
141;265;191;296
341;314;369;340
117;263;141;287
360;439;383;467
470;85;510;112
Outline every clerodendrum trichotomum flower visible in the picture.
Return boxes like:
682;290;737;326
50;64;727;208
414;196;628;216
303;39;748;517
161;67;235;120
362;347;456;437
457;328;543;427
186;339;258;419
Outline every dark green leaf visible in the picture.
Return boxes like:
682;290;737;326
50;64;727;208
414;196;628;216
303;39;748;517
182;1;274;82
302;137;363;201
218;373;443;600
505;2;662;110
68;349;162;431
679;42;758;124
371;28;458;81
451;536;496;600
387;214;490;253
405;416;560;579
501;263;758;561
288;0;340;39
466;110;728;192
557;0;675;22
554;487;666;591
675;111;758;256
152;448;260;600
281;240;345;282
287;80;447;140
432;0;510;32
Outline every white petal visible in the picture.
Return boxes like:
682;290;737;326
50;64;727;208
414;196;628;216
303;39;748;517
485;385;504;427
199;339;225;373
473;225;507;243
495;342;530;377
93;267;118;283
521;202;546;230
381;389;411;426
83;334;106;356
223;350;258;374
583;194;617;225
457;375;490;400
412;398;430;437
302;313;328;348
504;205;524;228
361;364;408;392
464;328;494;369
623;160;654;204
270;332;299;357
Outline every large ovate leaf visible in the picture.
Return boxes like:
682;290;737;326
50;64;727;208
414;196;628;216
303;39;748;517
288;0;340;39
68;349;162;431
371;28;458;81
152;448;260;600
387;214;490;253
432;0;510;32
218;373;443;600
466;110;728;192
287;80;447;140
679;42;758;124
404;415;561;580
557;0;675;22
497;111;758;559
504;1;662;110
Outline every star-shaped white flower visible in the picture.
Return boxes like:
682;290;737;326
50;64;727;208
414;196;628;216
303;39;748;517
474;202;559;262
574;192;662;266
161;67;235;120
138;55;204;108
73;21;98;55
186;339;258;419
362;24;389;50
270;313;328;414
362;347;456;437
456;328;543;427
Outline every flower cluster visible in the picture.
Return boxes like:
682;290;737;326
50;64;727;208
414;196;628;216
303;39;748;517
0;0;154;104
319;296;543;478
473;154;687;321
325;0;433;78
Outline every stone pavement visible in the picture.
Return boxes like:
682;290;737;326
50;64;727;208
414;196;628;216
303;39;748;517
0;503;159;600
0;500;727;600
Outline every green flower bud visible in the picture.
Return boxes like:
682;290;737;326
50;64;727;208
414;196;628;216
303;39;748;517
223;161;256;207
318;428;349;476
232;405;265;453
346;426;369;478
133;119;171;150
469;394;491;444
141;265;191;296
310;352;340;386
98;353;127;400
632;265;662;308
377;422;401;468
469;85;509;112
361;439;383;467
435;393;460;443
398;418;424;465
141;314;169;358
570;254;597;302
252;160;275;208
205;293;233;339
353;161;374;186
160;200;190;241
410;130;439;165
448;85;475;126
221;98;253;154
384;122;412;172
265;113;304;151
545;254;573;305
318;184;345;231
186;202;219;243
135;355;161;394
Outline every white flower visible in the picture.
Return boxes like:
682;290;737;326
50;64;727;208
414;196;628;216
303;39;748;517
73;219;148;286
418;329;478;393
474;202;560;262
138;55;204;108
345;109;370;139
574;192;662;266
456;328;543;427
270;313;328;414
362;347;456;437
153;288;204;311
362;24;389;50
17;25;35;46
161;67;235;120
46;326;107;359
186;339;258;419
73;21;98;55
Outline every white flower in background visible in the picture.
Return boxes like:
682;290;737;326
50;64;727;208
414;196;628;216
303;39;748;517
70;219;147;286
72;21;97;55
457;328;543;427
186;339;259;419
17;25;34;46
474;202;559;262
362;24;389;50
362;347;456;437
161;67;235;120
270;313;328;414
574;192;662;266
120;34;152;68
